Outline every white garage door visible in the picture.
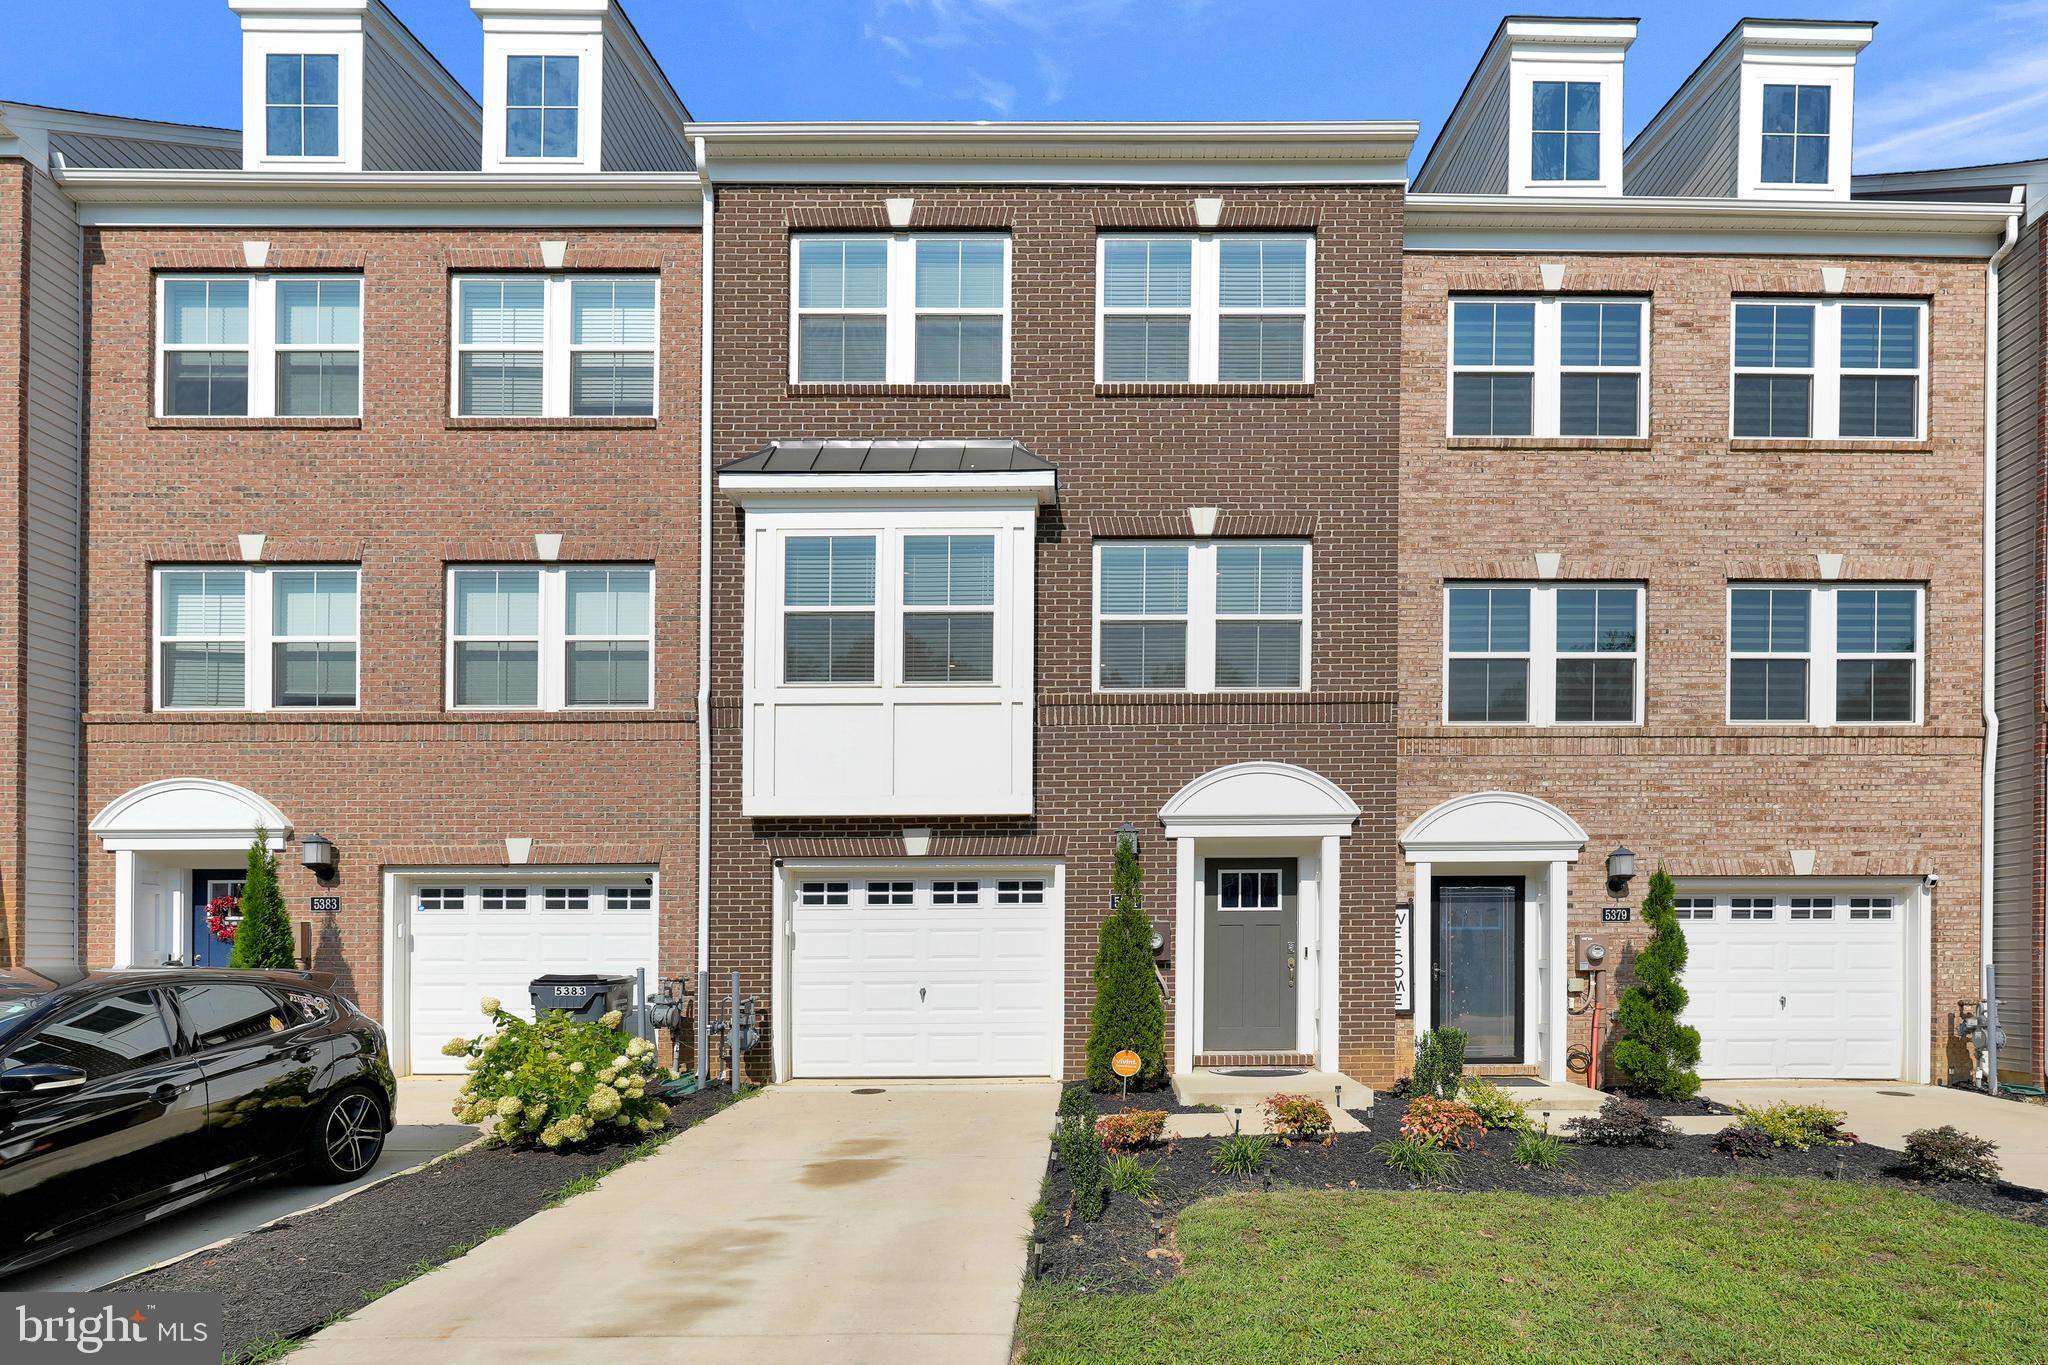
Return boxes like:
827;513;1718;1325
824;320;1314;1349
1678;892;1905;1079
408;877;656;1075
790;871;1058;1078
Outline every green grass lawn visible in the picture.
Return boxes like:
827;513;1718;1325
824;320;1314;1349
1017;1179;2048;1364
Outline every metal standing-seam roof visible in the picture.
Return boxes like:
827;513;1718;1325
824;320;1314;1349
717;439;1054;475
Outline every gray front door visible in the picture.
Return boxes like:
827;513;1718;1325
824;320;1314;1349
1433;877;1524;1063
1203;859;1297;1052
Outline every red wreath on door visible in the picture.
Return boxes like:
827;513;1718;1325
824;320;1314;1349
205;893;241;944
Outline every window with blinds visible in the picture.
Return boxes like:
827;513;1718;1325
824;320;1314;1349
447;565;655;711
453;274;658;418
1096;541;1306;693
156;566;360;711
1450;296;1644;438
1444;582;1642;726
1728;583;1922;726
783;536;877;684
792;235;1010;385
1098;234;1313;384
902;534;995;683
1730;299;1924;440
158;274;360;418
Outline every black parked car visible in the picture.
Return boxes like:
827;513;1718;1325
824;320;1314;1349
0;966;396;1278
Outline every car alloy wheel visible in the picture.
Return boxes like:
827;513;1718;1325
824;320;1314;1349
324;1092;384;1175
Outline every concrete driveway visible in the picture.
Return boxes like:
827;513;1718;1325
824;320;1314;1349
297;1080;1057;1365
1705;1081;2048;1189
1;1075;475;1292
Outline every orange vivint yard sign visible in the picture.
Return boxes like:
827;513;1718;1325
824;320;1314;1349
1112;1050;1141;1078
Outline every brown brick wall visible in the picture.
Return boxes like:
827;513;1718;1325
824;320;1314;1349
77;225;702;1024
708;184;1405;1080
1401;250;1989;1083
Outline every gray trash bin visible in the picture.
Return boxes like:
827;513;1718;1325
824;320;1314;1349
529;973;637;1024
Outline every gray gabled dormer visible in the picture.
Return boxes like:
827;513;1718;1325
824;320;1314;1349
470;0;692;173
1412;16;1637;198
1625;18;1873;201
228;0;480;172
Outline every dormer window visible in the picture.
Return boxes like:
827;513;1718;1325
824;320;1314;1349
1531;81;1600;182
506;55;579;160
1761;84;1830;185
265;54;340;159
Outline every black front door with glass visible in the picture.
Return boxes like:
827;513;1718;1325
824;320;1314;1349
1433;877;1523;1062
1203;859;1297;1053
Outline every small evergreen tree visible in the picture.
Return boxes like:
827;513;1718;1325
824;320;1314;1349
1085;832;1166;1091
229;832;297;970
1612;866;1702;1100
1412;1026;1467;1099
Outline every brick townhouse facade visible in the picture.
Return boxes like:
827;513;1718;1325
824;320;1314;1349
0;4;2032;1096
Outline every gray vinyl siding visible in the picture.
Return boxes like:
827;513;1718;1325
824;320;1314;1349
1624;69;1739;198
361;32;478;172
1993;213;2044;1080
46;132;238;171
599;41;691;173
20;166;82;971
1418;76;1508;195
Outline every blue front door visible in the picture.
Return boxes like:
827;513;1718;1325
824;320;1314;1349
190;869;245;968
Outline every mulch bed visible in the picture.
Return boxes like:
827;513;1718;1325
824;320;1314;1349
1088;1087;1223;1116
116;1086;737;1363
1034;1090;2048;1291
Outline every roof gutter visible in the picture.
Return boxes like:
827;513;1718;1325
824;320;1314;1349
1981;186;2022;1089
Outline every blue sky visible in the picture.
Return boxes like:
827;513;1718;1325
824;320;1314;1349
3;0;2045;173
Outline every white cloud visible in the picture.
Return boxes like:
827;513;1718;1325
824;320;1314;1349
1854;1;2048;171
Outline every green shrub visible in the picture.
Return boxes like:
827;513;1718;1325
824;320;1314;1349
1056;1113;1107;1220
1095;1108;1169;1149
1511;1126;1566;1169
1902;1126;2001;1183
228;833;296;970
445;999;667;1148
1261;1093;1333;1141
1085;833;1166;1091
1412;1027;1467;1100
1400;1095;1485;1150
1459;1076;1533;1132
1612;867;1703;1100
1105;1153;1161;1203
1737;1101;1855;1150
1057;1083;1095;1124
1713;1122;1776;1160
1213;1132;1275;1176
1565;1096;1676;1148
1375;1135;1461;1183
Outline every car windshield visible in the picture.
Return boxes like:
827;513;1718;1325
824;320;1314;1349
0;992;50;1050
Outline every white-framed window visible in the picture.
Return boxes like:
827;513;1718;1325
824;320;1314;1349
1444;582;1642;725
1730;895;1776;921
1790;896;1836;920
1096;234;1314;384
781;530;1007;688
996;878;1045;905
265;54;340;159
798;881;851;907
1731;299;1925;440
157;275;362;418
1848;895;1895;921
154;565;359;712
1095;541;1308;693
931;880;980;905
1673;896;1714;921
790;234;1011;385
782;535;878;685
902;534;996;684
505;55;579;159
452;274;658;418
866;881;914;907
447;565;652;711
1727;584;1922;726
1449;297;1646;438
1531;79;1601;182
1760;83;1829;186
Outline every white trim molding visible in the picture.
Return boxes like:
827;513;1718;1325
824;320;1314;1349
90;777;292;853
1403;790;1589;863
1160;761;1361;840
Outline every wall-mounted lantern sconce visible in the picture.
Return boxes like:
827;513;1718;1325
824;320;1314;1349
1606;846;1636;897
1114;821;1140;859
301;832;338;883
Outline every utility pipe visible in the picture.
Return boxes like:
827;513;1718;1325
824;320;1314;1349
1980;188;2021;1090
696;135;714;984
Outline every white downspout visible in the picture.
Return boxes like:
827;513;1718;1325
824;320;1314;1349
696;135;714;979
1981;187;2021;1087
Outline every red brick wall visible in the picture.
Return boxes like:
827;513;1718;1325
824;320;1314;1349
707;184;1405;1079
78;226;701;1023
1401;250;1989;1082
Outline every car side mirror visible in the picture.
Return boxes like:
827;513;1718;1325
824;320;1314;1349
0;1062;89;1096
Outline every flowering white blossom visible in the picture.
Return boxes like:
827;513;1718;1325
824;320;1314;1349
599;1009;624;1030
569;1061;585;1075
586;1086;622;1119
495;1095;523;1118
441;1037;470;1057
480;996;501;1015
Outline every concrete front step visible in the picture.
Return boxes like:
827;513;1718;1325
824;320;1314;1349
1171;1068;1374;1114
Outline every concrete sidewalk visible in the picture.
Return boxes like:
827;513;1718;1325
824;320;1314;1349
297;1081;1057;1365
1705;1081;2048;1189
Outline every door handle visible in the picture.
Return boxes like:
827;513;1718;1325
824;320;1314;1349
152;1082;184;1104
1780;995;1787;1009
1287;941;1296;986
291;1045;316;1063
919;986;927;1003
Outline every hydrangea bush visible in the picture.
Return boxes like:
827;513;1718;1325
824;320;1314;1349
443;998;668;1149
